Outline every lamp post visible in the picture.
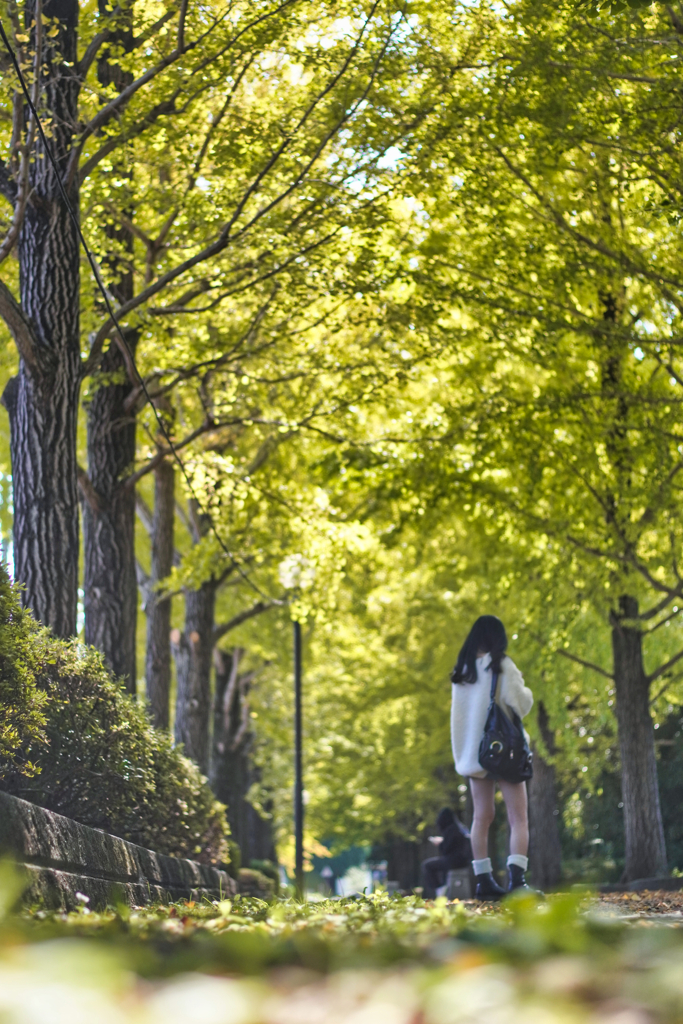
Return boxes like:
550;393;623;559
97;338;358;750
279;554;313;902
293;619;304;899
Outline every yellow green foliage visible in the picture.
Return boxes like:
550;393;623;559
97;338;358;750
0;891;681;1023
0;569;46;778
0;567;229;864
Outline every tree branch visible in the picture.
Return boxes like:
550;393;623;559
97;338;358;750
640;591;683;624
177;0;189;50
566;532;683;600
70;0;293;184
80;50;189;142
0;172;32;267
175;499;192;535
135;491;181;566
134;294;281;407
83;1;388;365
0;160;17;204
493;145;683;301
79;96;179;181
0;279;40;373
77;464;103;513
230;686;252;752
78;0;160;78
221;0;386;244
131;8;177;51
146;279;214;316
219;646;243;733
143;223;335;333
86;234;228;368
183;61;253;197
77;28;113;79
67;48;195;185
136;559;153;611
647;645;683;685
212;600;275;645
135;491;153;532
649;670;683;707
546;59;660;84
555;648;614;679
637;458;683;529
123;419;215;490
0;1;41;267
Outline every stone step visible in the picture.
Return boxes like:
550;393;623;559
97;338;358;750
0;791;236;909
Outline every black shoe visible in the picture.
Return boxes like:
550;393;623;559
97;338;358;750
507;864;543;896
474;872;506;901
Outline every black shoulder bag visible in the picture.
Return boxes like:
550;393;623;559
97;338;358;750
478;667;533;783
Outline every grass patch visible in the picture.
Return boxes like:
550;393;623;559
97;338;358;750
2;882;683;1022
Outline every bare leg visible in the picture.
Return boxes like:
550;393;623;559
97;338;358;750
499;780;529;856
469;777;496;860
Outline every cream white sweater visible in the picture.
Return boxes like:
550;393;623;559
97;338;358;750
450;655;534;779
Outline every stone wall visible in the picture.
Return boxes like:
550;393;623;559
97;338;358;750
0;792;237;909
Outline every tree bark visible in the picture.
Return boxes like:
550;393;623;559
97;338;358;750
597;295;666;879
172;577;217;772
81;5;138;690
245;796;278;864
211;649;249;843
385;837;422;891
210;647;277;862
528;702;563;889
1;0;81;638
612;594;667;880
144;458;174;729
82;334;138;689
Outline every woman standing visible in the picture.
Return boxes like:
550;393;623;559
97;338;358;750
451;614;535;900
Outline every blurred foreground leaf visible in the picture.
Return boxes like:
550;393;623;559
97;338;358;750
0;860;26;920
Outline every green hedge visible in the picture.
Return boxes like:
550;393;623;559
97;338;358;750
0;570;47;778
249;859;280;894
237;867;276;899
0;567;229;865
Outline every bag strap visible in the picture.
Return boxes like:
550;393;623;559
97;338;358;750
489;666;499;703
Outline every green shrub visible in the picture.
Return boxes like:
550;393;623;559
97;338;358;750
238;867;276;899
0;567;229;865
0;568;47;777
225;840;242;878
249;859;280;894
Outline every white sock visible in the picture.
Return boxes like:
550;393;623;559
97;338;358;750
507;854;528;870
472;857;492;875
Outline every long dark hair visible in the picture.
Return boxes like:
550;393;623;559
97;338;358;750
437;807;455;830
451;615;508;684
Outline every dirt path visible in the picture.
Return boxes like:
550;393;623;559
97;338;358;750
593;889;683;921
455;889;683;921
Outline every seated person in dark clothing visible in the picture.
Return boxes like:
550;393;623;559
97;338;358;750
421;807;472;898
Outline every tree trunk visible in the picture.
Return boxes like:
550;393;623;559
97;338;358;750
245;796;278;863
385;837;421;891
172;578;216;772
210;647;276;863
82;335;138;689
144;459;175;729
1;1;81;638
81;10;138;690
612;594;667;880
528;702;562;889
